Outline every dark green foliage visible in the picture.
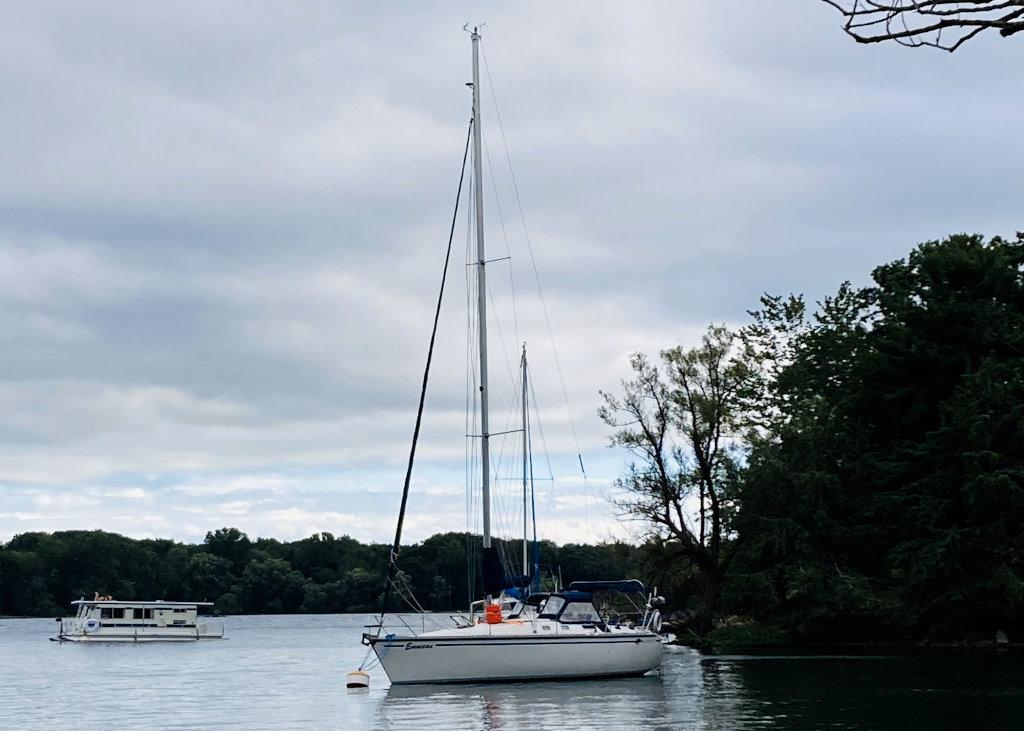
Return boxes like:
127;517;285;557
701;622;792;649
215;591;242;615
203;527;251;575
0;528;648;616
188;553;235;602
729;233;1024;644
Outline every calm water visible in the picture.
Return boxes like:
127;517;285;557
2;614;1023;729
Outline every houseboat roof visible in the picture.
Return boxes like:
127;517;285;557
70;600;213;607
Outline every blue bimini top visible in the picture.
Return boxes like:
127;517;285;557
565;579;647;594
552;591;594;603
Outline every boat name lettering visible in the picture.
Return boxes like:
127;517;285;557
404;642;434;650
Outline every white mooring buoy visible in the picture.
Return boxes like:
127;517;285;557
346;670;370;689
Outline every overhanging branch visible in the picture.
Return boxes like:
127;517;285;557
822;0;1024;51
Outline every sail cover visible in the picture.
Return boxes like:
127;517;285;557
482;546;505;595
482;546;534;594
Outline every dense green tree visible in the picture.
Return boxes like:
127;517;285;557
240;551;305;613
345;567;383;612
300;580;330;613
429;576;451;610
188;553;235;603
215;591;242;615
289;532;342;584
731;233;1024;643
204;527;252;575
0;549;57;616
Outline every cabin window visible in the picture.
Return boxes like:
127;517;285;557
133;608;154;620
100;608;125;619
173;608;187;614
518;605;539;620
559;602;601;623
538;596;566;618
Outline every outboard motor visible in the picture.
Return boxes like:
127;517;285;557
642;589;665;633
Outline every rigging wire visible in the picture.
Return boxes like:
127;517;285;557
491;369;528;576
486;277;519;408
482;133;521;350
481;43;598;539
465;139;480;606
482;362;524;577
489;375;522;542
526;357;540;588
530;372;560;542
374;116;474;631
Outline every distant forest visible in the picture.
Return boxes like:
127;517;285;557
0;528;650;617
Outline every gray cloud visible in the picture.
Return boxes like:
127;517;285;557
1;1;1022;543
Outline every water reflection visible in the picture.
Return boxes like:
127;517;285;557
379;650;1024;730
381;674;678;730
699;652;1024;728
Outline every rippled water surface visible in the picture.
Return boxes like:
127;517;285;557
3;614;1024;729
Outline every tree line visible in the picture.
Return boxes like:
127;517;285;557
602;232;1024;646
0;527;652;617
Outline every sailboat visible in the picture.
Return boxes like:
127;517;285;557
360;27;664;686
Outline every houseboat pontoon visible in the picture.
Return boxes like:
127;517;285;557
52;599;225;642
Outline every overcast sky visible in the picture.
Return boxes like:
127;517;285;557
1;1;1021;546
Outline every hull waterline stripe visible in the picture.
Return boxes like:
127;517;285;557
378;639;657;647
389;670;653;685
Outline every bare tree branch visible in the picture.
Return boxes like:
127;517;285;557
822;0;1024;51
601;327;748;629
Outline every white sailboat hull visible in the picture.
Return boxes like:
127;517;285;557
370;628;663;684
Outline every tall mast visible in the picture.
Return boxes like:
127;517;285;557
471;28;492;549
521;344;528;576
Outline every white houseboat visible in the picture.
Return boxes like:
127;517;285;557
52;598;225;642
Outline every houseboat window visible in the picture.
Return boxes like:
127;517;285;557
173;608;188;614
101;608;125;619
132;608;154;619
